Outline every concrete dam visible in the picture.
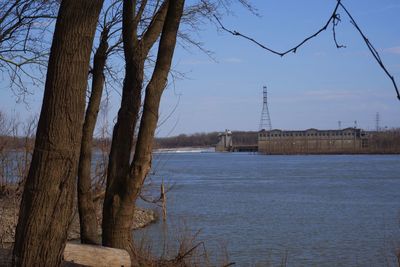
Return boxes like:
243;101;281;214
215;128;399;154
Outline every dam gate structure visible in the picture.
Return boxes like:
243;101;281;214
215;130;258;152
215;130;233;152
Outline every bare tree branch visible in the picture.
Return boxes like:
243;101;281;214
0;0;58;95
214;0;399;101
213;0;342;56
337;2;399;101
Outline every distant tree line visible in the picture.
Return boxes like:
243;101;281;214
154;132;219;148
0;128;257;150
366;130;400;153
154;131;258;148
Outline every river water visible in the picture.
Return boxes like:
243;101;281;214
137;153;400;266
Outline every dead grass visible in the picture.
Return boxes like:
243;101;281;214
131;223;234;267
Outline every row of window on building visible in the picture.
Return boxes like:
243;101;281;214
259;131;357;138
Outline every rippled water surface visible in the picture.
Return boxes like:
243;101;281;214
138;153;400;266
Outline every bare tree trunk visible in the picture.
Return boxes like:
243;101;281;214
101;60;144;254
102;0;145;251
102;0;169;255
102;0;184;260
12;1;104;266
103;2;169;214
104;0;147;202
77;28;109;245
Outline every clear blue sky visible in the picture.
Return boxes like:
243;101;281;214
1;0;399;137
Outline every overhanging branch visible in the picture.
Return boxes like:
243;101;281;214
214;0;399;101
337;2;399;100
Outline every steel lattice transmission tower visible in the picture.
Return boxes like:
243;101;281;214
375;112;380;131
259;85;272;131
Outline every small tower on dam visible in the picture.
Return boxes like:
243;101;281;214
215;129;233;152
259;85;272;131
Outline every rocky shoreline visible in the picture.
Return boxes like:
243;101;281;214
0;192;157;246
67;206;157;241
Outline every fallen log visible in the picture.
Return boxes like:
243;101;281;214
63;243;131;267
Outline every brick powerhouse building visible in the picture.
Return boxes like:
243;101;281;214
258;128;368;154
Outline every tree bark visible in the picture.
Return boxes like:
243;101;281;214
12;1;104;266
101;0;184;261
77;28;109;245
